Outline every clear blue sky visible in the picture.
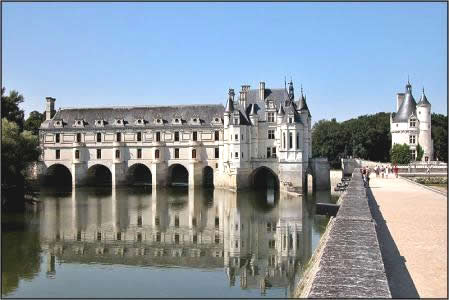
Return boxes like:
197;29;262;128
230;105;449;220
3;2;447;123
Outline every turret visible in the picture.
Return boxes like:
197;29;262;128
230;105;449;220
46;97;56;120
224;89;235;128
277;105;284;125
288;80;294;100
416;87;432;161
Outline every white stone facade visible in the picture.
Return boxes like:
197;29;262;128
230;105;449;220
39;81;327;193
390;81;433;161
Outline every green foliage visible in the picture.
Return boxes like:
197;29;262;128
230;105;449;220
416;144;424;161
431;113;448;162
312;113;391;167
24;111;45;135
414;177;447;185
1;118;40;187
390;143;411;165
1;88;25;131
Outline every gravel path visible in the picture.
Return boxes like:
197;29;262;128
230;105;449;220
367;176;447;298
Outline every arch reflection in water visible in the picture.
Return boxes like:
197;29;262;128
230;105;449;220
40;187;313;295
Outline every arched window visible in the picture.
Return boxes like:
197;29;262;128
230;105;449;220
192;149;197;159
155;149;160;159
115;149;120;159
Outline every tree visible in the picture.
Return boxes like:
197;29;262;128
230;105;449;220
24;111;45;135
416;144;424;161
431;113;448;162
1;88;25;131
390;143;411;165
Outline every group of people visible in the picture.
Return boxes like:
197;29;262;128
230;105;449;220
361;164;399;187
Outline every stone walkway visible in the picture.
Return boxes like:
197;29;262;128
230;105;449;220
367;176;447;298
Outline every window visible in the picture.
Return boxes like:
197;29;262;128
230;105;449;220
192;149;196;159
76;133;82;143
55;133;60;143
289;132;293;149
214;131;219;141
193;131;197;141
215;147;219;158
77;231;82;241
137;216;142;227
296;133;299;149
215;234;220;244
235;240;239;249
115;149;120;159
97;133;102;142
269;240;276;249
234;118;239;125
283;133;286;149
215;217;219;228
75;150;80;159
267;112;275;123
272;147;276;158
268;130;275;139
192;217;197;227
410;149;416;160
174;131;179;141
116;232;121;241
137;232;142;242
235;224;239;231
97;232;102;241
155;216;160;226
175;215;179;227
410;119;416;127
137;119;142;124
175;234;180;244
267;147;271;158
137;148;142;159
137;132;142;141
241;152;244;158
289;234;293;249
156;131;161;142
156;232;161;242
175;148;179;159
267;222;272;232
409;135;416;144
97;149;101;159
193;234;198;244
116;132;121;142
289;117;293;123
155;149;160;159
235;152;239;158
56;149;60;159
235;134;238;141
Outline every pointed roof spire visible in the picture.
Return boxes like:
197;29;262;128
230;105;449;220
394;84;416;122
277;104;285;115
406;76;412;93
225;96;234;113
417;86;430;106
249;103;257;115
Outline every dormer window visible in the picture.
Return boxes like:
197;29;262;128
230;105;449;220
135;119;144;126
74;120;84;128
215;118;219;122
234;118;239;125
172;117;183;125
54;119;63;128
410;118;416;127
95;120;104;127
154;118;163;125
115;119;125;126
289;117;293;124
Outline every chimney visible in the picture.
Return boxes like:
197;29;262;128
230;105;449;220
228;89;235;102
259;82;265;101
46;97;56;120
239;91;246;107
396;93;405;111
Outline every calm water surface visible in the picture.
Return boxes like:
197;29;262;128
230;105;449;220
2;187;333;298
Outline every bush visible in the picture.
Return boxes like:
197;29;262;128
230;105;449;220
390;143;411;165
414;177;447;185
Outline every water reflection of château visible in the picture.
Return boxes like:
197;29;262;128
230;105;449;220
41;187;313;293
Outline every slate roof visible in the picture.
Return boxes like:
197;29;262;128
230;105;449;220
393;91;417;123
417;88;431;107
40;104;224;130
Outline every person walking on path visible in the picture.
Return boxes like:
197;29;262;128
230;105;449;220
394;164;399;178
385;165;389;179
375;165;379;178
381;165;385;178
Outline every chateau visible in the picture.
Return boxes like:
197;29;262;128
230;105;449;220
390;80;433;161
38;80;330;193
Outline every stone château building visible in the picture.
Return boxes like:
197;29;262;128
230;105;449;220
39;80;329;192
390;80;433;161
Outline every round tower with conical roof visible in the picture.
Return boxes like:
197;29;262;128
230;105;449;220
416;88;433;161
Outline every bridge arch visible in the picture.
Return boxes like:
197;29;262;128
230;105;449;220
203;166;214;188
168;164;189;186
42;163;72;186
250;166;280;190
127;163;152;185
86;164;112;186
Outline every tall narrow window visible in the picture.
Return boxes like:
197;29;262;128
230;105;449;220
76;133;81;143
55;133;60;143
75;150;80;159
97;232;102;241
156;131;161;142
272;147;277;158
116;132;121;142
193;131;197;141
97;149;101;159
174;131;179;141
215;217;219;228
156;232;161;242
137;148;142;159
116;232;121;241
175;215;179;227
215;147;219;158
214;131;219;141
175;148;179;159
409;135;416;144
268;130;275;139
115;149;120;159
296;133;299;149
267;147;271;158
234;118;239;125
289;132;293;149
283;133;286;149
235;152;239;158
56;149;60;159
192;149;196;159
155;149;160;159
97;132;102;142
137;232;142;242
137;215;142;227
137;132;142;141
175;234;180;244
267;112;275;123
235;134;238;141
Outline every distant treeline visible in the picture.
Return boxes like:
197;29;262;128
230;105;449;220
312;112;448;168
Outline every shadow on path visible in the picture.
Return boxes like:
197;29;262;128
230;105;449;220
366;187;420;298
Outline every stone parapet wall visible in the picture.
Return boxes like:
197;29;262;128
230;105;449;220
295;169;391;298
